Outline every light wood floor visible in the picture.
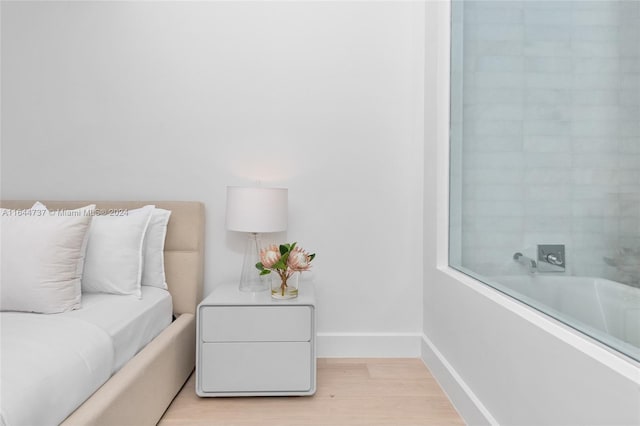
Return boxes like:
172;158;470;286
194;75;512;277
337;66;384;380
159;358;464;426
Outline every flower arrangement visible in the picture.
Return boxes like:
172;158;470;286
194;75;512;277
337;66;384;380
256;242;316;297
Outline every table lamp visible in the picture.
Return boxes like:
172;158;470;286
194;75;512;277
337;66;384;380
226;186;288;292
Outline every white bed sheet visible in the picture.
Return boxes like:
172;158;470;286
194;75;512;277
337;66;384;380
0;287;172;426
0;314;113;426
65;286;173;371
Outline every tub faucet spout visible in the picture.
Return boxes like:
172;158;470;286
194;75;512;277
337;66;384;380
513;252;537;274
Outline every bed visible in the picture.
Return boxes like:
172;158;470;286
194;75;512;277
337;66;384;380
0;200;205;426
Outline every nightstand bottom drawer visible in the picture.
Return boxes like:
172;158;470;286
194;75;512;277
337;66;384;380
200;342;312;393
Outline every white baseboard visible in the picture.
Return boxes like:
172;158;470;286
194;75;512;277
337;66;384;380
316;332;422;357
420;334;496;426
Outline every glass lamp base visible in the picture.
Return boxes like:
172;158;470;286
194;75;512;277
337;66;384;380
239;233;268;292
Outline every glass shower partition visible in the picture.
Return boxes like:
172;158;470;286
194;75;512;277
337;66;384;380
448;0;640;361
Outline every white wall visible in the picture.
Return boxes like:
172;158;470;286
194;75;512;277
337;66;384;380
0;1;425;356
423;2;640;425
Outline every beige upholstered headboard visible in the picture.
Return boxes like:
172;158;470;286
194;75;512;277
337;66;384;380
0;200;205;315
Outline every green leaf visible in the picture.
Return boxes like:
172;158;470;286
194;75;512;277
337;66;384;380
255;262;265;271
290;242;297;251
260;270;271;276
309;253;316;261
279;245;288;255
273;258;287;270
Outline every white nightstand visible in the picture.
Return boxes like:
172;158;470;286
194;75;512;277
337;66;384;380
196;282;316;397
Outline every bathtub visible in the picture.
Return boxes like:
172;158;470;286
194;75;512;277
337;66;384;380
489;275;640;362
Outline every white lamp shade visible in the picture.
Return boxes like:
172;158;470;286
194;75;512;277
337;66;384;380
226;187;288;233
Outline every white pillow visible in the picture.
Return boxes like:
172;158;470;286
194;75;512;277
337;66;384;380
0;207;94;313
141;208;171;290
82;205;155;297
31;202;95;279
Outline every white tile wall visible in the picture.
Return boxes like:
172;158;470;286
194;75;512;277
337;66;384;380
452;0;640;286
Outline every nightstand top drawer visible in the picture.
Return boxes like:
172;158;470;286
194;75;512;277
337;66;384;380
200;305;312;342
200;282;316;307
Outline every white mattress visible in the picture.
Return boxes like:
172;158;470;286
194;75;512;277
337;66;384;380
64;286;173;371
0;287;172;426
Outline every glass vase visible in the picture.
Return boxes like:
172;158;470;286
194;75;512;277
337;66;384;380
271;272;299;299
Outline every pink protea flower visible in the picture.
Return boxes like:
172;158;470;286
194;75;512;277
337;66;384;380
287;246;313;272
260;245;281;268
